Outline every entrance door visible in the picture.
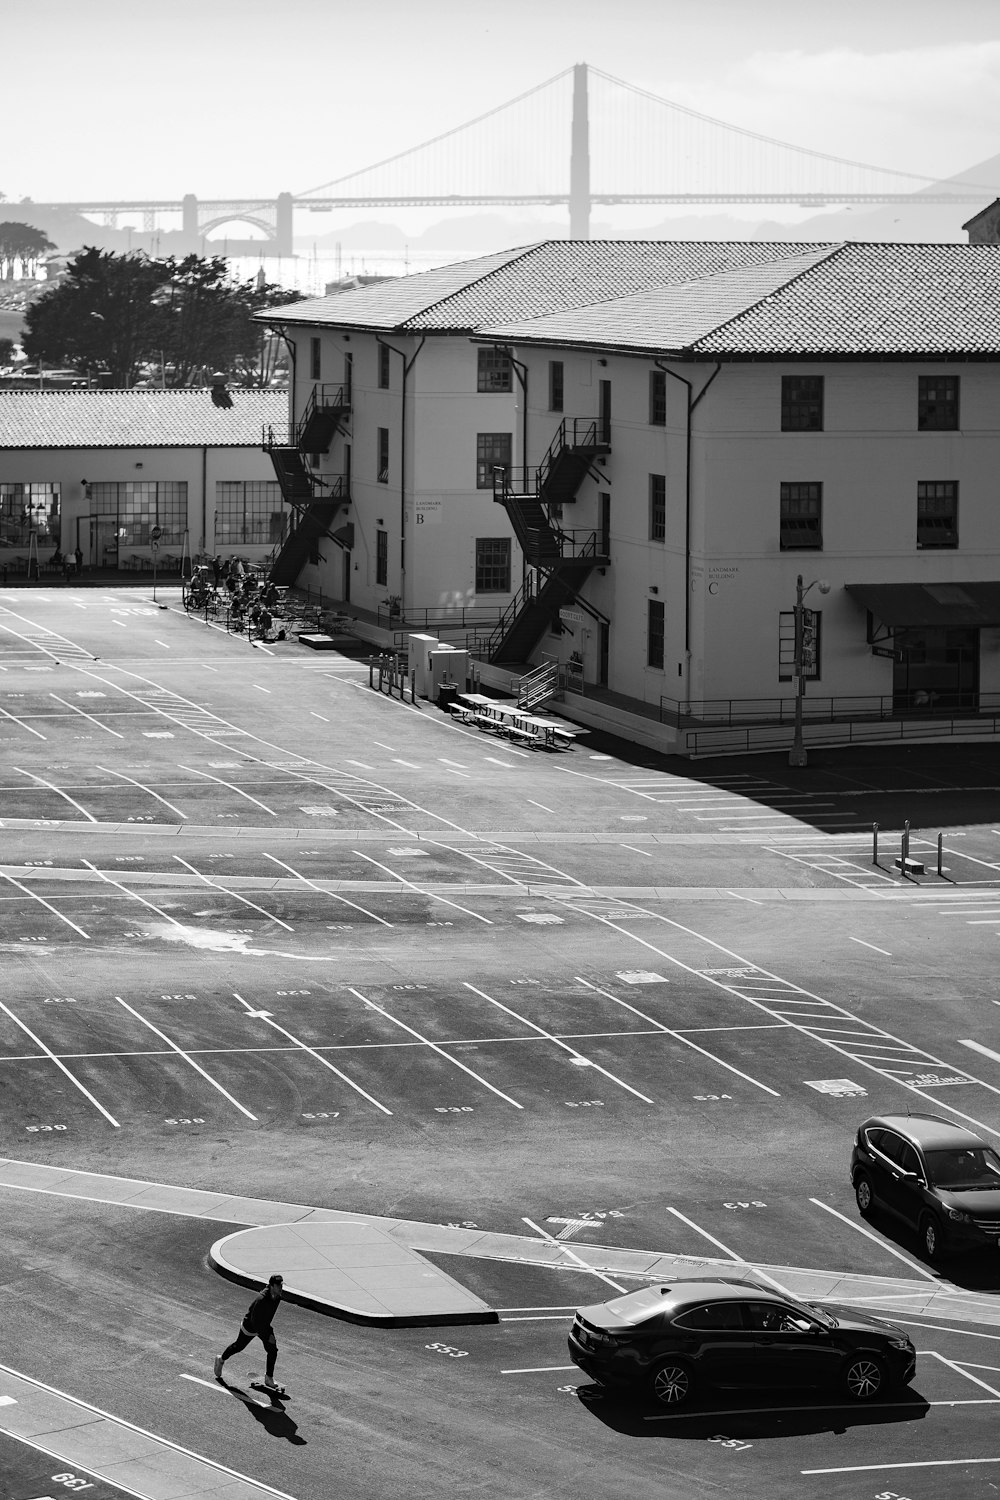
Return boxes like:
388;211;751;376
599;622;609;687
91;516;117;569
893;627;978;713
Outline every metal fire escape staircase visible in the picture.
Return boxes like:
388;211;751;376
487;418;610;665
264;382;353;586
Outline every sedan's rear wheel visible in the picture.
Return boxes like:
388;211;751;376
855;1173;874;1217
649;1360;694;1408
843;1352;886;1401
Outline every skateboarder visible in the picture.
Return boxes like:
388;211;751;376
215;1274;284;1390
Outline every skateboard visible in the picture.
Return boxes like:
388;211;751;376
250;1380;290;1400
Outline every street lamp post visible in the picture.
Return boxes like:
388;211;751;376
789;573;831;768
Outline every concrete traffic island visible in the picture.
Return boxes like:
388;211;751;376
210;1220;499;1327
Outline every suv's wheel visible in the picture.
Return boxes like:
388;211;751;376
855;1173;874;1217
921;1213;946;1262
649;1359;694;1408
843;1352;886;1402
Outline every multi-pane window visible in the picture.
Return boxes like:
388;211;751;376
549;360;564;412
649;369;667;425
647;599;665;670
917;481;958;548
475;537;511;592
779;609;822;681
376;528;388;587
310;337;321;381
377;427;389;484
0;482;59;544
477;347;512;393
918;375;959;430
476;432;512;488
649;474;666;541
781;375;823;431
378;343;391;390
215;481;286;545
780;482;823;550
89;481;186;545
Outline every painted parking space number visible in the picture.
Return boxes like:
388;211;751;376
425;1342;468;1357
723;1201;766;1210
709;1435;752;1451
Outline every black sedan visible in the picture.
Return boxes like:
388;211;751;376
568;1277;916;1408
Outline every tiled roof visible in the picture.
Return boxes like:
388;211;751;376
481;246;839;352
694;242;1000;356
259;241;835;335
0;388;288;449
264;239;1000;357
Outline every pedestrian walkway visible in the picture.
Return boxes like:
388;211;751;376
0;1362;298;1500
2;1157;999;1331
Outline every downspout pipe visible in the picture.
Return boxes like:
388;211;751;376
654;359;721;698
499;344;529;588
201;444;208;557
377;336;426;608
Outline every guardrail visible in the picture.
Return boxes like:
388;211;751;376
660;690;991;728
684;711;1000;757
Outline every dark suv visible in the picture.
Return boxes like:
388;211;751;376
568;1278;915;1407
851;1112;1000;1261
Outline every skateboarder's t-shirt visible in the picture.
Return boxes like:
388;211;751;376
241;1293;279;1333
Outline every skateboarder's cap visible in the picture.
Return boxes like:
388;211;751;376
269;1273;283;1285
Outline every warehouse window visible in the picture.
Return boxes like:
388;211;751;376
215;481;286;545
647;599;665;670
477;347;513;393
476;432;512;488
781;375;823;431
780;482;823;550
475;537;511;592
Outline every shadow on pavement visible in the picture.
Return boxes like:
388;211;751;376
863;1205;1000;1294
220;1381;307;1444
575;1382;931;1439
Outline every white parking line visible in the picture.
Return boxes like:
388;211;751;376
264;852;393;927
802;1459;1000;1476
0;705;45;739
49;694;125;738
959;1038;1000;1067
501;1364;578;1374
98;763;188;819
231;990;393;1116
0;870;91;940
173;855;294;932
521;1217;627;1293
664;1206;790;1293
14;766;97;822
526;799;556;814
177;763;277;816
465;983;654;1103
621;845;652;857
349;988;524;1110
927;1349;1000;1399
114;996;258;1121
808;1198;938;1281
848;936;892;955
0;1000;119;1127
353;850;492;925
574;978;781;1097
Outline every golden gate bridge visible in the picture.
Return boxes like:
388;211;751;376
27;63;1000;257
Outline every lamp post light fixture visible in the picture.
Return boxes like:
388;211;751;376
789;573;831;768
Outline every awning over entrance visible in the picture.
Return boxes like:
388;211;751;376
845;581;1000;628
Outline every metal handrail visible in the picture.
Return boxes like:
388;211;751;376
685;712;1000;757
659;689;993;729
295;382;350;448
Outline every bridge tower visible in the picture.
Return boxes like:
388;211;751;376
275;192;294;258
569;61;591;240
182;193;199;242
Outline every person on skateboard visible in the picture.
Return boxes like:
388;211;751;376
215;1274;285;1392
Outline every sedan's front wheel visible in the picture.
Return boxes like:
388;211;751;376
649;1360;694;1408
855;1173;874;1217
843;1352;886;1401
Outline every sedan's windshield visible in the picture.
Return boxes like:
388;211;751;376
925;1146;1000;1189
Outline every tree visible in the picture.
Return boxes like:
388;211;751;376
0;221;55;279
22;246;303;386
0;337;14;367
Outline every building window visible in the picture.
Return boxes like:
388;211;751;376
779;609;821;681
476;432;512;489
376;527;388;587
475;537;511;592
0;482;60;545
378;343;391;390
917;480;958;548
781;375;823;431
647;599;665;670
780;482;823;550
310;337;321;381
215;481;286;545
377;427;389;484
477;347;512;393
549;360;564;412
649;474;666;541
649;369;666;425
918;375;959;431
89;481;186;546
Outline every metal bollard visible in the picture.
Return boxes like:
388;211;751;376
938;832;944;877
902;819;910;865
872;821;878;866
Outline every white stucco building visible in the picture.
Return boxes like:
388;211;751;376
0;386;287;574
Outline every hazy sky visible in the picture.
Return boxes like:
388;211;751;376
7;0;1000;205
